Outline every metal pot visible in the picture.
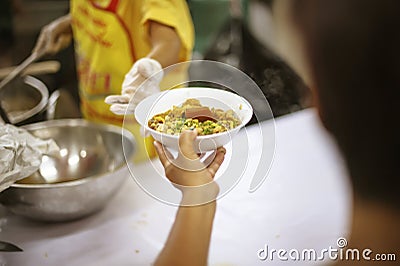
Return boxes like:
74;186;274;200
0;75;49;126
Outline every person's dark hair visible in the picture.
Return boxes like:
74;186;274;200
288;0;400;207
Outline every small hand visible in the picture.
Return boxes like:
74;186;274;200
154;130;226;205
105;58;163;115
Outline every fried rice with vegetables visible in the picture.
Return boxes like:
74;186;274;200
148;99;241;136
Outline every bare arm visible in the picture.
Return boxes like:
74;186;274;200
155;201;217;266
105;19;186;114
153;131;226;266
146;21;182;68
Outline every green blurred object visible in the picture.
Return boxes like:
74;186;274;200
188;0;248;56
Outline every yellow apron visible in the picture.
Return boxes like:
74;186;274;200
70;0;156;162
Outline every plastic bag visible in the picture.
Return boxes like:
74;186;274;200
0;124;59;192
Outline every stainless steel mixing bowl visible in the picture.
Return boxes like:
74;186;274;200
0;119;135;222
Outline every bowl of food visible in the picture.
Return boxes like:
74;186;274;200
0;119;135;222
135;87;253;152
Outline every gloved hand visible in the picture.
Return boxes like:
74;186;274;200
32;15;73;56
105;58;163;115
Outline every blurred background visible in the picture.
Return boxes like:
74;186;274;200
0;0;311;123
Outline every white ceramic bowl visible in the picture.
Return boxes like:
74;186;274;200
134;87;253;152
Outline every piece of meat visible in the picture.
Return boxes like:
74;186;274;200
184;107;217;122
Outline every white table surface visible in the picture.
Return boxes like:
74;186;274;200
0;109;352;266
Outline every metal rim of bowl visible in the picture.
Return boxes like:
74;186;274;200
11;119;136;189
10;76;49;124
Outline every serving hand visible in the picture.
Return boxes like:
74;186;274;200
105;58;163;115
32;15;72;56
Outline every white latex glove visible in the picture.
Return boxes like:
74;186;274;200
105;58;163;115
0;124;59;192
